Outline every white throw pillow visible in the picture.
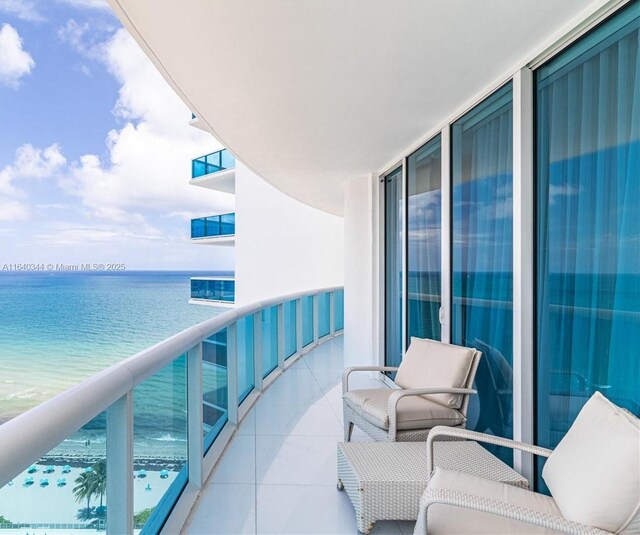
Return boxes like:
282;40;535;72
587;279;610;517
394;337;476;408
542;392;640;533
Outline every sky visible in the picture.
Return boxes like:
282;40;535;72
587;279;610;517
0;0;235;270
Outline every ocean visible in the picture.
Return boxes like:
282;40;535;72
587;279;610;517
0;271;228;424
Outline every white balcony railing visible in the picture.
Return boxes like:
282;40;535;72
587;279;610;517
0;287;344;534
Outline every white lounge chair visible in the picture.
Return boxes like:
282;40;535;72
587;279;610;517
342;338;481;442
415;392;640;534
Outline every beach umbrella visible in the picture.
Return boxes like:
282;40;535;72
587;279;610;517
137;469;147;479
44;465;55;474
159;469;169;479
27;464;37;474
56;478;67;487
39;478;49;487
62;465;71;474
7;480;13;486
84;466;93;473
145;483;152;492
23;476;34;487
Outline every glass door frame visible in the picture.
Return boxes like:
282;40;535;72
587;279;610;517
381;163;407;374
377;89;534;478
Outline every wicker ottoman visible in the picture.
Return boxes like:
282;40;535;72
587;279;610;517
337;441;528;534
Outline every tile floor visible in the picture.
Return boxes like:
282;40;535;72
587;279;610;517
184;336;416;534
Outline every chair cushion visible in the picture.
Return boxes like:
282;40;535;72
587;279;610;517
542;391;640;534
424;467;564;534
343;388;464;431
394;337;476;408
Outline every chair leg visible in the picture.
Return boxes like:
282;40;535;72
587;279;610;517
344;421;354;442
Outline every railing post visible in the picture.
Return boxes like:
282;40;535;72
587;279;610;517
313;294;319;344
253;313;263;389
227;324;238;425
106;392;133;535
329;291;336;335
296;298;303;355
187;343;203;488
277;303;285;369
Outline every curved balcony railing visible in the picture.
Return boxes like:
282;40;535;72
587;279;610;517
191;149;235;179
191;213;235;239
0;287;345;534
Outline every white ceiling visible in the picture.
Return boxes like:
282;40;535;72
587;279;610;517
111;0;603;215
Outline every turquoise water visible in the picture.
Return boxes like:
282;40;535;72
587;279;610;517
0;271;228;422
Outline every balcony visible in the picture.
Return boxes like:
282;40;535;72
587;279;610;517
190;277;236;305
185;334;409;534
190;213;235;246
0;288;345;533
189;149;236;194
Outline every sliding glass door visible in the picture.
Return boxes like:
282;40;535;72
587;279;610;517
452;83;514;463
384;167;404;369
407;135;442;343
535;3;640;487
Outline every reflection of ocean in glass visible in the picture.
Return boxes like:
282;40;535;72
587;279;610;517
451;82;514;465
407;134;441;342
535;2;640;492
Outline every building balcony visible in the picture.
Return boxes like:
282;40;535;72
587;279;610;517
190;213;235;246
185;334;408;534
190;277;236;306
189;149;236;194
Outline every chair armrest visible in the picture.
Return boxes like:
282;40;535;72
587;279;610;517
415;488;612;535
342;366;399;394
426;426;553;475
387;388;475;440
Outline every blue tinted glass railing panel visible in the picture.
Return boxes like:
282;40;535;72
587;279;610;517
452;82;514;466
262;307;279;377
203;330;228;453
302;296;314;347
134;355;187;532
0;412;107;531
283;300;297;358
190;279;235;303
535;3;640;493
191;213;235;239
318;292;330;337
334;290;344;331
191;149;236;179
237;316;255;403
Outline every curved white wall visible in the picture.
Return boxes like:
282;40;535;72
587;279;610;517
234;162;344;305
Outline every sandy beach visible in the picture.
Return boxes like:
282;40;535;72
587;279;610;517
0;461;180;530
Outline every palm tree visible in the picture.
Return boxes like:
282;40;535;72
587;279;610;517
73;471;95;513
92;460;107;508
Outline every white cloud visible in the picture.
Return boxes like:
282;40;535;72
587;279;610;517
0;0;43;22
57;19;90;53
35;224;163;246
60;29;232;228
0;143;66;195
0;143;66;221
0;23;35;88
0;199;28;221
